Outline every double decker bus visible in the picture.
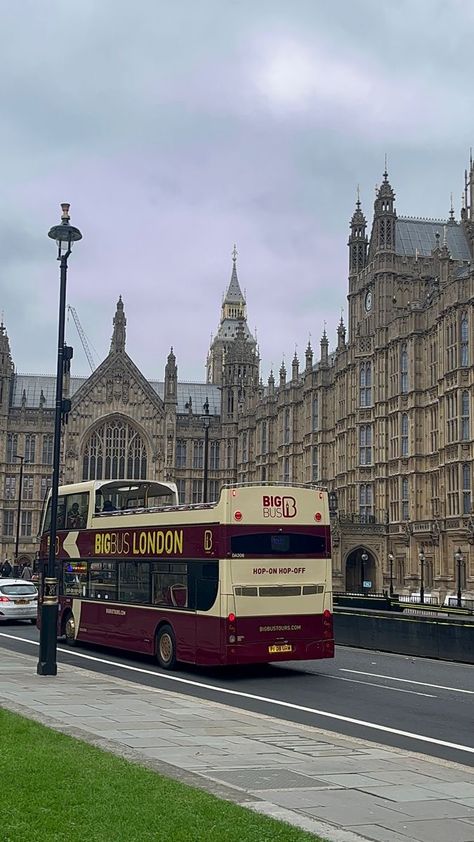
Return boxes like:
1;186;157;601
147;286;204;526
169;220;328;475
38;480;334;668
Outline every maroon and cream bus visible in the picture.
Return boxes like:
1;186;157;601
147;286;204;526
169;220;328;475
38;480;334;668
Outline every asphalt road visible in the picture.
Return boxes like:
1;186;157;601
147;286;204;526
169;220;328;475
1;623;473;767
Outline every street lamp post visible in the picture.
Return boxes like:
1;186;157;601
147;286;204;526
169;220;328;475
37;204;82;677
201;397;210;503
13;453;25;576
388;552;394;597
361;551;368;592
455;547;465;608
418;545;425;605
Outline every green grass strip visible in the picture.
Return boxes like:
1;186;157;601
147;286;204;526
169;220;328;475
0;708;324;842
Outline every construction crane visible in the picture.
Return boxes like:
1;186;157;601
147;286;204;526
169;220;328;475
67;305;97;373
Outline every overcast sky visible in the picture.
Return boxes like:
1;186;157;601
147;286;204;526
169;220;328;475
1;1;472;383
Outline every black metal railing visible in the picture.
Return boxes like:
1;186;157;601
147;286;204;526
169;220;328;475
334;591;474;616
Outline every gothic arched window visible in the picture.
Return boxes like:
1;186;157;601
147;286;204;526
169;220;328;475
460;314;469;367
359;361;372;407
401;413;409;456
461;391;470;441
82;418;147;481
400;345;408;394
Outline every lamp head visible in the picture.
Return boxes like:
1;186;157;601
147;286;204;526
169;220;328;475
48;202;82;259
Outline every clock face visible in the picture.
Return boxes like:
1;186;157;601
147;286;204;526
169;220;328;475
365;290;373;312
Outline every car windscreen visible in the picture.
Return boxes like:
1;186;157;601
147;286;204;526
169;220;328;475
0;584;37;596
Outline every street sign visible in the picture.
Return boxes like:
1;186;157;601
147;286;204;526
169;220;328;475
363;580;372;588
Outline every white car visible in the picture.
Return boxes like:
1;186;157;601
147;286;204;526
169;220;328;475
0;579;38;624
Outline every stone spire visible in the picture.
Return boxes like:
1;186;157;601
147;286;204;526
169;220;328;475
207;246;257;386
267;369;275;396
224;244;245;306
279;359;286;388
348;187;368;275
320;328;329;367
110;296;126;353
164;346;177;401
337;315;346;352
0;320;12;367
292;351;299;382
305;340;313;372
0;320;14;414
369;164;397;257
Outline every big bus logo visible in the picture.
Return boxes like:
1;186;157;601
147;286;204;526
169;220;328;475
262;495;297;518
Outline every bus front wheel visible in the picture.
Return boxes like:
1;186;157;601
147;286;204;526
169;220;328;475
64;613;77;646
156;624;177;670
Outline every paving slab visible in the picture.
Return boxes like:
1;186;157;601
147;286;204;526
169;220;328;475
380;817;474;842
356;784;447;802
2;644;474;842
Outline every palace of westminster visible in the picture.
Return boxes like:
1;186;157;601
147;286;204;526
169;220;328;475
1;157;474;600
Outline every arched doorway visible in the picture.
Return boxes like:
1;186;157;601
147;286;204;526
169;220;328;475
345;548;376;593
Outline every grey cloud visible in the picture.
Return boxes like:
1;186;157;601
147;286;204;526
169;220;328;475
0;1;472;381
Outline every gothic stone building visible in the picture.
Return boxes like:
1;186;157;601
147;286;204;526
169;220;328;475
1;158;474;601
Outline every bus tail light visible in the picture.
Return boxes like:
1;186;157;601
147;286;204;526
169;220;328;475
227;612;236;643
322;609;333;639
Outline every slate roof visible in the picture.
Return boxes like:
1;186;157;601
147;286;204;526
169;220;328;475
11;375;87;409
11;374;221;416
149;382;221;415
396;219;471;260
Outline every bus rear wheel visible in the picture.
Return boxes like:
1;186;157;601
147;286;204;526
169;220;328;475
64;613;76;646
156;624;177;670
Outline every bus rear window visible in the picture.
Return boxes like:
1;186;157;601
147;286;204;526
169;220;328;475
230;532;326;555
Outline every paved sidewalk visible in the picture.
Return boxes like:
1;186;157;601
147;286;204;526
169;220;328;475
2;647;474;842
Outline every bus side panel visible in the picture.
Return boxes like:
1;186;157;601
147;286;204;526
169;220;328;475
75;602;198;659
194;615;224;665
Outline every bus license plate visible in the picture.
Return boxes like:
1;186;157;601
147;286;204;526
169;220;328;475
268;644;292;654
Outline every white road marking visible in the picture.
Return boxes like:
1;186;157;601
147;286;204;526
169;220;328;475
323;674;436;698
1;631;473;756
340;669;474;695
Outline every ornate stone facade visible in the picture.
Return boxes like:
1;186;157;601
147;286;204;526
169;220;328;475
1;158;474;601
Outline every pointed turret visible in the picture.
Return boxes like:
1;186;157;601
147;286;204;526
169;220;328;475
0;321;14;415
291;351;299;382
279;360;286;388
0;321;13;370
337;316;346;352
207;246;257;386
224;245;246;313
164;346;178;402
110;296;126;353
268;370;275;396
465;152;474;254
320;328;329;367
348;189;368;275
449;194;455;224
468;150;474;222
305;340;313;373
369;164;397;258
